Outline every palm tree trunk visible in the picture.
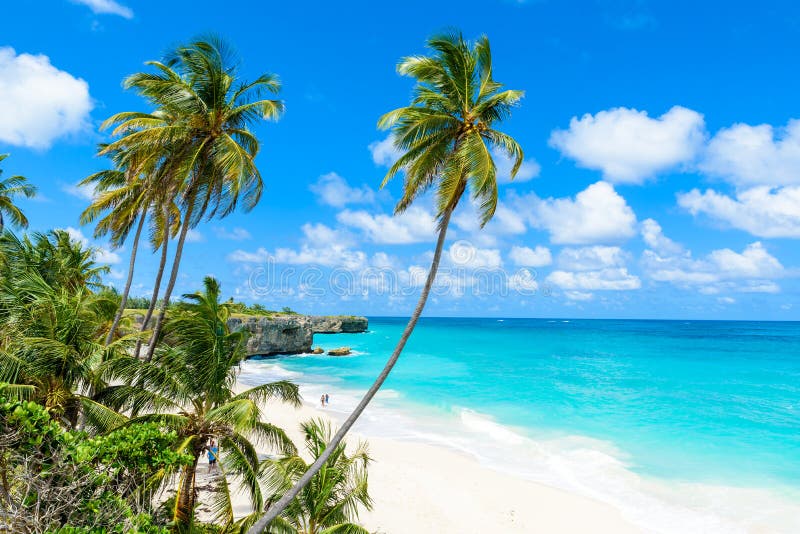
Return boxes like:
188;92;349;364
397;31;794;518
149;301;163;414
134;218;169;360
175;455;199;529
105;213;146;345
144;199;195;361
247;208;454;533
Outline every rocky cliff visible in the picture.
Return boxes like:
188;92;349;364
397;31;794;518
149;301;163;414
228;314;368;356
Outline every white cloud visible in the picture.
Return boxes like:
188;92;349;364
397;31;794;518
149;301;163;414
369;136;401;166
521;181;637;244
447;241;502;269
700;120;800;187
72;0;133;18
717;296;736;305
558;246;628;271
0;47;93;149
337;206;437;244
640;218;683;255
640;221;786;293
564;291;594;301
549;106;705;184
309;172;375;207
678;186;800;238
62;182;96;200
62;226;120;264
507;269;539;292
509;245;552;267
453;200;527;239
547;268;641;291
185;229;205;243
228;223;366;271
94;247;121;264
493;147;540;183
213;227;252;241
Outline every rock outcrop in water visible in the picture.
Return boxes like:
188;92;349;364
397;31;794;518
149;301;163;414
227;315;368;356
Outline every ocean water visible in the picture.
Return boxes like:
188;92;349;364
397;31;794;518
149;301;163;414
238;317;800;533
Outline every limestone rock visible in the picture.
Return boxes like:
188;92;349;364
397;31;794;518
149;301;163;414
327;347;351;356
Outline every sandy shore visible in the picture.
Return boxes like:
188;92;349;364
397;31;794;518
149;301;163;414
205;380;641;533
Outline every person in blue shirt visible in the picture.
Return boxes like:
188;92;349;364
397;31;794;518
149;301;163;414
207;439;219;473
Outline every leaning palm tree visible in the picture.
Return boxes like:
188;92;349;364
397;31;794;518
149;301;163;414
253;418;372;534
0;154;36;232
101;37;284;361
98;276;301;530
248;32;524;531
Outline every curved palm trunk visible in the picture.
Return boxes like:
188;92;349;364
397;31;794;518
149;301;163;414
247;208;453;533
105;213;146;345
144;200;195;361
175;454;199;530
134;226;169;360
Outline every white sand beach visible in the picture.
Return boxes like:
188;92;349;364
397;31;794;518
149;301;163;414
208;380;641;534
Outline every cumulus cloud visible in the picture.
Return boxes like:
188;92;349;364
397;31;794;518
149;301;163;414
447;241;502;269
507;268;539;292
63;182;96;201
508;245;552;267
640;218;683;255
557;246;629;271
228;223;366;271
72;0;133;18
186;229;205;243
700;120;800;187
640;221;786;293
453;200;526;241
677;186;800;238
493;147;541;183
62;226;120;264
519;181;637;244
213;227;252;241
337;206;436;244
549;106;705;184
309;172;375;207
547;268;641;291
0;47;93;149
368;136;401;166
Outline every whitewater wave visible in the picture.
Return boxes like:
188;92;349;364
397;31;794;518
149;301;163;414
239;360;800;534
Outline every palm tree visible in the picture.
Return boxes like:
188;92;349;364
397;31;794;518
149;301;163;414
98;276;301;530
256;418;372;534
79;150;179;346
248;32;524;531
101;37;284;361
0;154;37;232
0;232;125;431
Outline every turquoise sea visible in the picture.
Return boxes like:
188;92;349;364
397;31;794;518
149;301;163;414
239;318;800;533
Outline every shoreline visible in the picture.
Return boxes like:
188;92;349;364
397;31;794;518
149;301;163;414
226;374;641;533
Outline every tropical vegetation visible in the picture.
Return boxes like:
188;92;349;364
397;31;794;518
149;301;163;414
249;31;524;530
0;29;514;534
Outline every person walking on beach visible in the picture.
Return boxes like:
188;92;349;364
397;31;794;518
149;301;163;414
207;439;218;473
320;394;325;407
325;393;330;406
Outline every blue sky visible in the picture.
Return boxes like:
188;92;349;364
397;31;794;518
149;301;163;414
3;0;800;319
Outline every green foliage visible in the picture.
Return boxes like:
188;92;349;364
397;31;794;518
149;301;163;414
100;277;301;528
0;153;37;231
261;419;372;534
379;32;524;226
0;390;176;532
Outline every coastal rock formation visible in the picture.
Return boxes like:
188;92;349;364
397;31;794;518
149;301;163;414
310;315;369;334
311;347;324;354
130;312;367;357
227;315;368;356
327;347;351;356
227;315;313;356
